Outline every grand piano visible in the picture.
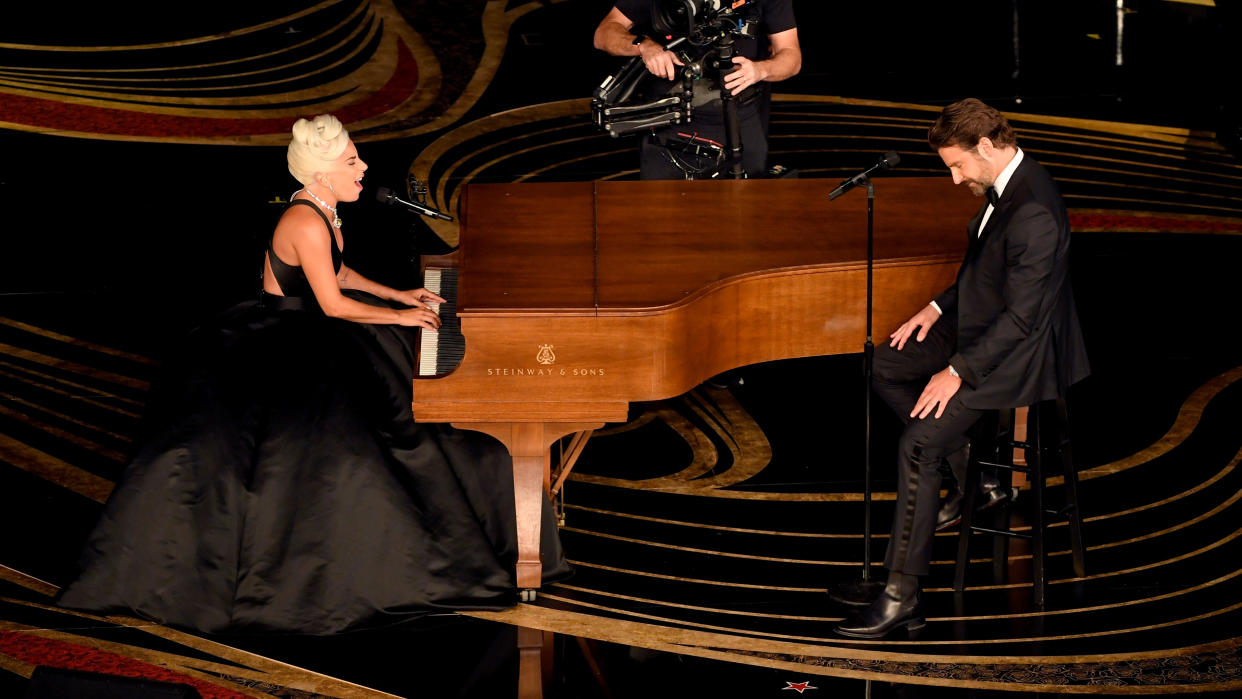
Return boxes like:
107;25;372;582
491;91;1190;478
412;177;978;598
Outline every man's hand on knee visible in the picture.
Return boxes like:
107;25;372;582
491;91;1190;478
890;303;941;350
911;367;962;419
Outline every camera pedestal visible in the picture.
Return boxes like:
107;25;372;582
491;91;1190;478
713;32;746;179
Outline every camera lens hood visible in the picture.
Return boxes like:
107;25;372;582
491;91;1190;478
651;0;699;40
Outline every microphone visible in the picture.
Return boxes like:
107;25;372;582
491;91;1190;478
375;186;454;221
827;151;901;201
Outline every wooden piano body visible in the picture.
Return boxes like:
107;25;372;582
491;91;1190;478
412;178;978;596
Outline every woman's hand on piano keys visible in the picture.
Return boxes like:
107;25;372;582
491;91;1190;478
395;307;442;330
392;287;447;309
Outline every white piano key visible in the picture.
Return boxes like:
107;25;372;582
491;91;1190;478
419;268;442;376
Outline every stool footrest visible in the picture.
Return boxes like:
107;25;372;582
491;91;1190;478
976;459;1032;474
969;525;1032;540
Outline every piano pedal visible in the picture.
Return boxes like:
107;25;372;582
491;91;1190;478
520;589;537;603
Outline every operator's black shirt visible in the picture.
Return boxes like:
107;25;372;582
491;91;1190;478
613;0;797;63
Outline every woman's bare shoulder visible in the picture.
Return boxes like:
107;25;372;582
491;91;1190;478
274;204;328;244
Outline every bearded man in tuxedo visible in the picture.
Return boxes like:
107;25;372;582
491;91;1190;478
835;98;1090;639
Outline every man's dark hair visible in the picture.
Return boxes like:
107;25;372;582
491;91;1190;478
928;98;1018;151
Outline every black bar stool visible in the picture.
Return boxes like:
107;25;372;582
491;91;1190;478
953;398;1085;606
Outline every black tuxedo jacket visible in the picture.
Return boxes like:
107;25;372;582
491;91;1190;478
934;154;1090;409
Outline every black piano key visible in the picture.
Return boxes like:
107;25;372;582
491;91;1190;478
424;268;464;377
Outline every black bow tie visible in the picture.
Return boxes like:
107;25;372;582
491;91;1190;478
986;187;1000;206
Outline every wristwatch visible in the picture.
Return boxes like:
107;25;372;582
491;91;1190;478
948;365;960;378
632;34;646;45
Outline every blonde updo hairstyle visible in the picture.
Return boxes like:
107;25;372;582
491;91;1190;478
287;114;350;186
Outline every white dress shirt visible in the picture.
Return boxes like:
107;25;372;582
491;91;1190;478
975;147;1024;237
930;147;1024;318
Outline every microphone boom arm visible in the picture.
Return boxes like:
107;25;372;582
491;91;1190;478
827;151;901;201
376;186;454;221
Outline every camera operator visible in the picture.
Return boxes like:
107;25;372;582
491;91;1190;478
594;0;801;179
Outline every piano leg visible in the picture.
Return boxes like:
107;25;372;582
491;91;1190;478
517;625;547;699
457;422;603;595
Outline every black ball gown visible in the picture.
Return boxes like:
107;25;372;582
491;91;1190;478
56;200;570;634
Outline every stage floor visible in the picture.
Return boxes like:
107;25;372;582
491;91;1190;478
2;1;1241;696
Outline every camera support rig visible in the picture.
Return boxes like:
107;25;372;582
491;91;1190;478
591;0;759;179
710;28;745;179
592;37;696;138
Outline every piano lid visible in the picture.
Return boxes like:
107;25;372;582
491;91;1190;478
459;181;597;314
458;178;976;315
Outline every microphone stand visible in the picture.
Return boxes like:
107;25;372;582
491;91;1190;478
827;175;885;606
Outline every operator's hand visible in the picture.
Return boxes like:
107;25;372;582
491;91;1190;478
889;303;941;351
723;56;767;95
911;367;962;420
638;39;683;80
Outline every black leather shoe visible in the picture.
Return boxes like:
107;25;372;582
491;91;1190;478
834;588;925;639
935;487;965;531
935;472;1011;532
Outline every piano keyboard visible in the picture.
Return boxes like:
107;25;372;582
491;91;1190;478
418;267;465;377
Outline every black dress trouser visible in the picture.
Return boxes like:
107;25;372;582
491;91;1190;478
872;317;986;577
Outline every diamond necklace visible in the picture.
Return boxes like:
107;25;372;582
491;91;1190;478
298;187;341;228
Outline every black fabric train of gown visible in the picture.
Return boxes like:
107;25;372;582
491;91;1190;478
57;200;571;635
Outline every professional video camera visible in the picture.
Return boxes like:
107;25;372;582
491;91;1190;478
591;0;759;150
651;0;759;47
